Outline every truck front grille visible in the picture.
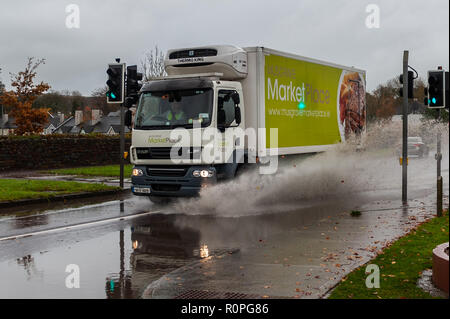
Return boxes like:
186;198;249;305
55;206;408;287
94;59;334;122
136;147;202;160
147;166;189;177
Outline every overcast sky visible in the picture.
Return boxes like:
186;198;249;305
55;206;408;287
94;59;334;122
0;0;448;95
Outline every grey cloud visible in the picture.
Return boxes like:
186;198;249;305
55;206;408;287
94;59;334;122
0;0;448;95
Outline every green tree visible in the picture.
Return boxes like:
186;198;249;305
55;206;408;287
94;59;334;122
366;76;434;122
366;78;401;121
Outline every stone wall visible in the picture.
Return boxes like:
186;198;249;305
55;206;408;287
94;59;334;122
0;135;131;171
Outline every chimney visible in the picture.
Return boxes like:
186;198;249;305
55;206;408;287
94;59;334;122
91;109;101;125
57;112;64;124
75;110;83;126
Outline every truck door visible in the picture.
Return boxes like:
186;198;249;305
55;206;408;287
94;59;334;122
216;89;244;177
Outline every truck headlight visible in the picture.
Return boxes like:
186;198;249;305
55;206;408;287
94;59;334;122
132;168;144;176
192;169;214;178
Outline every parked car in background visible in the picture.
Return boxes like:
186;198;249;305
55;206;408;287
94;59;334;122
397;137;429;158
408;137;429;157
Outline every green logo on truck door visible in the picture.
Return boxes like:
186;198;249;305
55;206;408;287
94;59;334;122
264;54;366;149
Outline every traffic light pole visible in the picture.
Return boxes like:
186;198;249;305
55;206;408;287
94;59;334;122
120;103;124;189
436;109;443;217
402;51;409;204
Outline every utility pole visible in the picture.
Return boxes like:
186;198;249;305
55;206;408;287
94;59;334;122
402;51;409;204
436;109;443;217
120;103;124;189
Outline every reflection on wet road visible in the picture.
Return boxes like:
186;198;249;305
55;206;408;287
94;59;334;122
0;198;206;298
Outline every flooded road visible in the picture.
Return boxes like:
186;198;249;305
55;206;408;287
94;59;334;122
0;198;203;298
0;149;448;298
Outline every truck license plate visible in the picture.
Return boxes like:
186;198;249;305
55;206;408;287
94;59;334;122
134;187;151;194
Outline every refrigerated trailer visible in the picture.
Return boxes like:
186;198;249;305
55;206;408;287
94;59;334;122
129;45;366;201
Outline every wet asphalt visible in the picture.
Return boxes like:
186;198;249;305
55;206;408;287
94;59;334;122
0;157;448;299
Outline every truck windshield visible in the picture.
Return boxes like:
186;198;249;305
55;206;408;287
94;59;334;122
134;89;213;130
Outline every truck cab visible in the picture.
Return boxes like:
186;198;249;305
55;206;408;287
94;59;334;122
130;45;247;200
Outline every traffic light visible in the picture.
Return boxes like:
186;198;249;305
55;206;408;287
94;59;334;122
399;71;414;99
106;63;125;104
427;70;445;108
125;65;143;106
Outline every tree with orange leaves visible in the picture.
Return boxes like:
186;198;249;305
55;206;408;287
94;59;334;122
0;58;50;135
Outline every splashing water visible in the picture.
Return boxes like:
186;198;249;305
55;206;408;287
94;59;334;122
175;119;449;217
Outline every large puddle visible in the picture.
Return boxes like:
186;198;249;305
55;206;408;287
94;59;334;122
0;213;206;299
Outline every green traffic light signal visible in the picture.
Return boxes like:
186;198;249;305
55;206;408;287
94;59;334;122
106;63;124;103
427;70;445;109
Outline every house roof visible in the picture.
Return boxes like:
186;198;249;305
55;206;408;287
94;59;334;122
81;124;95;134
53;116;74;132
2;113;71;132
46;113;62;129
52;113;129;134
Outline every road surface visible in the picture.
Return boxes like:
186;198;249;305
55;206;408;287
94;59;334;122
0;153;448;299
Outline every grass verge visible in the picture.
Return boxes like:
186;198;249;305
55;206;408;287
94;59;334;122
0;179;119;202
329;210;449;299
44;165;133;178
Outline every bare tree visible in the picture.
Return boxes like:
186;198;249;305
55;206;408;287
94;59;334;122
140;45;166;80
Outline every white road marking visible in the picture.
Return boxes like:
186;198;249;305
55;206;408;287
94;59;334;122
0;210;161;242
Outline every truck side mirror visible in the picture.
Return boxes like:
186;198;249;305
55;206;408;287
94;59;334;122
235;106;241;125
125;110;132;127
231;92;240;105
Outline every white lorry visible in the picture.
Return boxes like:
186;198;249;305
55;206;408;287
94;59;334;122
128;45;366;201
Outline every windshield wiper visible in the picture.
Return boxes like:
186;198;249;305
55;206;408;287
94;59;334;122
135;125;171;130
170;123;193;128
135;122;209;130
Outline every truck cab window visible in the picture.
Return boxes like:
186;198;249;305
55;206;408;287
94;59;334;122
135;89;213;129
218;90;238;127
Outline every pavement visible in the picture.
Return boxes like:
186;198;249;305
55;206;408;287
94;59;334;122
142;192;448;299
